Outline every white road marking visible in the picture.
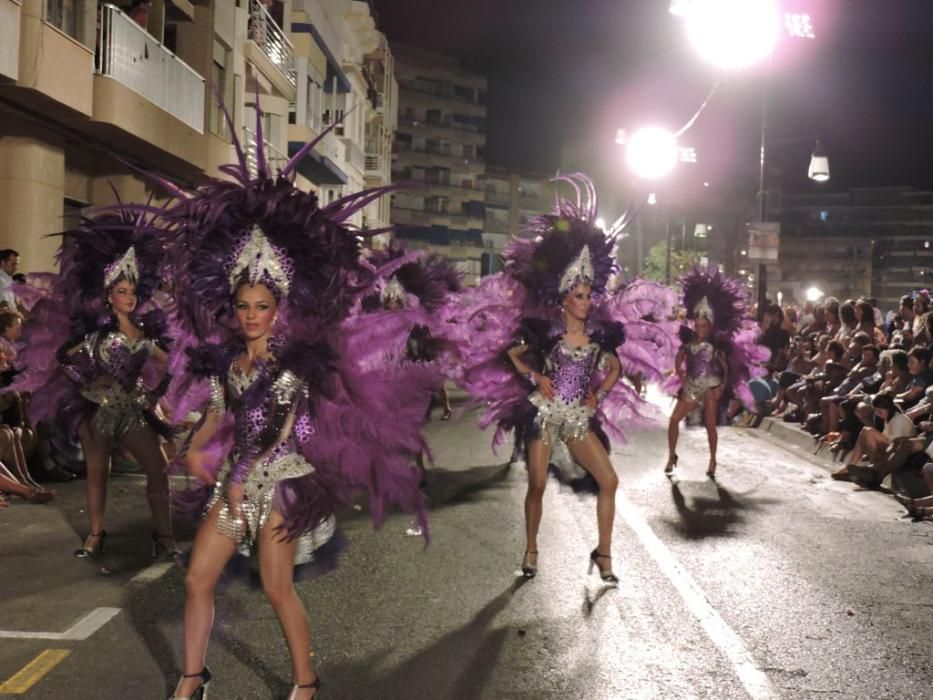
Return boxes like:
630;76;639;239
617;490;779;699
0;607;121;641
130;561;176;584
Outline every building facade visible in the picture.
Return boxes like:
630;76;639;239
0;0;396;272
777;188;933;307
389;44;487;285
484;165;556;247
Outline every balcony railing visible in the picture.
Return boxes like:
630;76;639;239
96;4;205;133
398;115;485;136
244;127;288;176
248;0;296;88
365;154;383;173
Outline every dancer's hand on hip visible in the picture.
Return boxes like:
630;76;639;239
535;374;556;401
226;482;245;520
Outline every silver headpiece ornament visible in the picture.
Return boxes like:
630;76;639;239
693;296;714;323
380;276;407;305
103;246;139;288
558;245;595;295
227;226;294;297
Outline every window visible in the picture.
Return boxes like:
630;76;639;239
209;40;232;139
46;0;77;40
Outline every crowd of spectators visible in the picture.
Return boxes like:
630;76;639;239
741;291;933;520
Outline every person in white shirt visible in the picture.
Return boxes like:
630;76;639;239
0;249;19;310
844;392;916;475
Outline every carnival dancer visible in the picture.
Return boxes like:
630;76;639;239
9;211;175;558
665;266;769;478
455;174;677;584
161;115;429;700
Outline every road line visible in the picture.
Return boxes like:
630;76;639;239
130;561;175;584
616;490;779;699
0;607;121;641
0;649;71;694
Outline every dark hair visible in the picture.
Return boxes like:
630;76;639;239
856;300;875;326
827;340;845;360
0;311;21;334
871;392;898;415
889;349;909;373
852;331;871;347
0;249;19;263
839;302;857;326
901;295;915;310
908;346;932;367
862;344;880;361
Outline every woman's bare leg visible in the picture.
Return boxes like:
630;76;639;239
667;398;698;468
567;432;618;557
175;503;237;697
524;437;552;568
77;421;112;549
258;511;318;698
122;426;172;546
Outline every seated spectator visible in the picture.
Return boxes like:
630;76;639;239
835;302;858;343
854;349;912;425
818;342;880;436
890;295;915;336
856;299;886;344
782;307;799;336
786;340;847;421
849;418;933;490
894;346;933;411
833;392;916;479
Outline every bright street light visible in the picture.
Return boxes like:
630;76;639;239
647;192;658;206
685;0;780;70
805;286;825;303
625;126;679;180
595;217;607;231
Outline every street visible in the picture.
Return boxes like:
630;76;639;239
2;401;932;699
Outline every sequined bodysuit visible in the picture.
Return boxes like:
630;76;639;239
681;340;724;402
528;339;608;443
206;359;335;564
61;330;160;439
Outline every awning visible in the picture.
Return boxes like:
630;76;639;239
287;141;348;185
290;22;352;93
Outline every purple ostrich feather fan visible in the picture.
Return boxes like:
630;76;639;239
680;265;749;337
504;173;622;305
363;241;462;312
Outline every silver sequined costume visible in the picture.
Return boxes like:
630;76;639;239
680;340;724;403
205;359;336;566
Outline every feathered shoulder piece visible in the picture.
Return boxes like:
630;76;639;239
590;320;626;353
679;265;748;338
363;241;462;312
504;173;630;306
185;343;234;381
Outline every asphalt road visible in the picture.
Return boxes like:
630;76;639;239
2;400;932;699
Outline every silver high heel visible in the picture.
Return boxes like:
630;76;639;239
520;550;538;578
287;677;320;699
588;549;619;585
170;667;211;699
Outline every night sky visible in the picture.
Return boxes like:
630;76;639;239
372;0;933;194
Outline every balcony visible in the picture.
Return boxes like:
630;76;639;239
0;0;20;82
244;127;288;177
96;4;204;133
342;138;365;174
398;115;486;138
247;0;296;92
485;190;510;207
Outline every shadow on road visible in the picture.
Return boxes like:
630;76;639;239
423;462;512;509
662;481;781;540
319;578;529;699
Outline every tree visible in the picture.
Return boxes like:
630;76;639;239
643;242;703;283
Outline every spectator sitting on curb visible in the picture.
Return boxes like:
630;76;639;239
833;392;916;480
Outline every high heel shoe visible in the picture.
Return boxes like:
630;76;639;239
588;548;618;585
520;550;538;578
664;453;679;475
706;460;717;479
170;667;211;700
151;532;181;559
287;677;320;699
74;531;106;558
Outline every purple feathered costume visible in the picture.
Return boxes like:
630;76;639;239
454;174;678;490
157;114;429;582
8;210;173;442
666;266;770;413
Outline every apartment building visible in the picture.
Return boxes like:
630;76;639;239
484;165;556;247
0;0;395;271
389;44;487;285
777;188;933;307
